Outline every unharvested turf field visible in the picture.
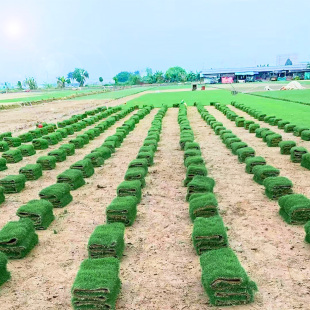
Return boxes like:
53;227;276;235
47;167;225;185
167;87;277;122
0;87;309;309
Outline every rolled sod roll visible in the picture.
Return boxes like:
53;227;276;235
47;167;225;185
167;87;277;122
128;159;148;174
16;199;55;229
4;137;22;147
70;159;95;178
64;125;75;135
0;175;26;193
0;186;4;205
184;164;208;186
0;158;7;171
19;164;43;181
48;149;67;162
263;176;293;200
180;136;194;150
262;130;275;142
244;120;254;129
245;156;266;174
266;134;282;147
76;134;90;145
219;130;232;139
269;118;282;126
143;138;158;151
124;167;147;188
253;165;280;185
59;143;75;156
69;137;85;149
57;169;85;190
39;183;73;208
284;123;296;133
255;127;270;138
279;141;296;155
0;141;9;152
71;257;121;310
214;126;226;135
290;147;308;163
56;128;68;138
137;151;154;166
231;142;248;155
72;123;82;132
186;176;215;201
184;155;204;168
189;193;218;221
91;146;111;160
184;142;200;151
225;137;242;149
37;156;57;170
18;144;36;157
0;218;38;259
117;180;142;203
236;147;255;163
32;138;49;150
248;123;260;133
0;252;10;286
221;133;236;143
305;221;310;243
279;194;310;224
293;126;309;137
84;152;104;167
235;117;245;127
192;216;228;254
18;132;33;143
2;149;23;163
301;153;310;170
139;145;155;154
88;223;125;259
200;247;257;306
278;120;290;129
301;130;310;141
42;133;59;145
105;135;121;148
184;149;202;161
39;127;49;135
101;141;116;153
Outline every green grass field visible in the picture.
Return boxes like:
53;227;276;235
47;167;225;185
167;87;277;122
252;89;310;104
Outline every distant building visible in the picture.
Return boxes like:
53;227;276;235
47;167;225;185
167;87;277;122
200;63;310;84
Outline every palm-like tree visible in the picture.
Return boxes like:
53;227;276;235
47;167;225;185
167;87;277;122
57;76;66;88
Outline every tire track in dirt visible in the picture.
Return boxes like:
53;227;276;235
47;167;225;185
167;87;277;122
187;107;310;310
117;108;207;310
0;109;158;310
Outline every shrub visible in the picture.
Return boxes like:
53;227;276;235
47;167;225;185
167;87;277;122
117;180;142;203
0;158;7;171
278;194;310;224
57;169;85;190
192;216;228;255
88;223;125;259
0;218;38;259
0;175;26;193
279;141;296;155
245;156;266;174
186;176;215;201
236;147;255;163
2;149;23;163
253;165;280;185
200;248;257;306
106;196;138;226
70;159;94;178
266;134;282;147
290;147;308;163
19;164;42;180
39;183;73;208
263;176;293;200
16;199;55;229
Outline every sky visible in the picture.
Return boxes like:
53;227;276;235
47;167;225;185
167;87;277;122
0;0;309;84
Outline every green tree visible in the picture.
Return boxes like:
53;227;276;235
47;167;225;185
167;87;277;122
285;58;293;66
113;71;131;84
24;77;38;90
165;66;187;82
153;71;164;83
128;73;141;85
186;71;198;82
57;76;66;88
99;77;103;83
72;68;89;87
17;81;23;89
66;78;71;85
142;68;155;84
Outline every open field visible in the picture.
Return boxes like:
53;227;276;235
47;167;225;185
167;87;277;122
0;89;309;310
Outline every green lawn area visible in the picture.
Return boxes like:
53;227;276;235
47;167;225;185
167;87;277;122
253;89;310;104
128;89;310;127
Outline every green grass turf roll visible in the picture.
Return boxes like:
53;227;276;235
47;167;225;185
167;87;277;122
186;176;215;201
0;175;26;193
39;127;49;135
42;133;59;145
301;130;310;141
284;123;296;133
236;147;255;163
293;126;309;137
0;218;38;259
180;136;194;150
47;149;67;162
257;113;266;121
117;180;142;203
0;252;10;286
59;143;75;156
36;155;57;170
269;118;282;126
143;138;158;150
88;223;125;259
72;123;82;132
253;165;280;185
139;145;155;154
189;193;218;221
137;151;154;166
221;133;236;142
301;153;310;170
290;147;308;163
84;152;104;167
19;164;43;181
0;158;7;171
2;149;23;163
84;129;95;140
4;137;22;147
244;120;254;129
101;141;116;153
192;216;228;254
76;134;90;145
39;183;73;208
105;136;121;148
64;125;75;135
184;149;202;161
225;137;242;149
56;128;68;138
70;159;95;178
255;128;270;138
279;141;296;155
18;132;33;143
231;142;248;155
0;132;12;140
18;144;36;157
219;130;232;139
278;194;310;224
245;156;266;174
0;186;4;205
305;221;310;243
214;126;226;135
262;130;275;142
200;247;257;306
264;115;276;122
235;117;245;127
128;159;148;174
266;133;282;147
184;142;200;151
57;169;85;190
248;123;260;133
263;176;293;200
91;147;111;160
16;199;55;229
278;120;290;129
69;137;85;149
0;141;9;152
124;167;147;188
184;155;205;167
71;257;121;310
32;138;49;150
106;196;138;226
184;164;208;186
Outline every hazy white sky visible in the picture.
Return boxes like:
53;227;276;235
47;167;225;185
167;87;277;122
0;0;309;84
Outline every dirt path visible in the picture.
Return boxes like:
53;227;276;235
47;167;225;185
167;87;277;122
187;106;310;310
0;109;157;310
117;108;206;310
